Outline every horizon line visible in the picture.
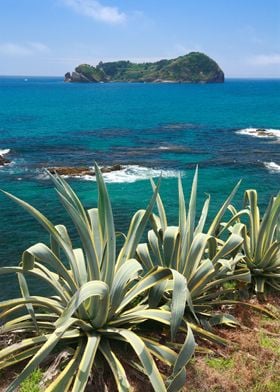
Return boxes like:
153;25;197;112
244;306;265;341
0;74;280;80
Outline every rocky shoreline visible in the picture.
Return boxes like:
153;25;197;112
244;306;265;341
48;164;123;177
0;155;10;167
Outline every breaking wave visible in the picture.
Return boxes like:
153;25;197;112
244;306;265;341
264;161;280;173
236;128;280;139
37;165;180;183
0;148;10;156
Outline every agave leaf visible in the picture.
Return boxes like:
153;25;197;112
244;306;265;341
142;337;177;366
17;272;39;332
49;173;93;241
117;268;172;313
183;233;215;279
22;243;77;293
73;248;88;287
0;346;40;370
5;317;77;392
188;259;215;297
1;190;81;285
178;174;187;235
148;281;167;308
110;308;172;328
194;194;211;236
207;180;241;236
55;281;109;328
185;166;198;249
0;295;64;315
56;190;100;283
87;208;103;262
71;334;101;392
179;167;198;268
170;324;195;387
45;342;86;392
95;163;116;289
211;233;243;264
148;230;164;266
136;243;155;271
109;259;143;317
99;339;131;392
104;328;167;392
244;190;260;254
0;335;48;362
163;227;180;270
151;178;167;231
116;179;160;269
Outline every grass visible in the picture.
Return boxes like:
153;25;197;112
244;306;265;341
259;332;280;355
186;299;280;392
205;357;234;370
19;369;43;392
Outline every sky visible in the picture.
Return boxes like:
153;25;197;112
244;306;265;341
0;0;279;77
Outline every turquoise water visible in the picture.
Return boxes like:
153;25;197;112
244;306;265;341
0;77;279;299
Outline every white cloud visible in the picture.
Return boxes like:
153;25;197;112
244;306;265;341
63;0;126;24
250;54;280;66
0;42;50;56
28;42;50;53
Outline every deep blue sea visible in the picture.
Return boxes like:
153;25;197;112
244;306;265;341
0;77;279;299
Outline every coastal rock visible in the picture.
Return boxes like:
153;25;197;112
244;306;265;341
0;155;10;166
64;71;93;83
255;128;275;137
48;164;123;177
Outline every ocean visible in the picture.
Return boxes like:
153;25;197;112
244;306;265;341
0;77;279;299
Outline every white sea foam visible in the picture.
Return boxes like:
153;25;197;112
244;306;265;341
84;165;180;183
38;165;180;183
0;148;10;156
237;128;280;139
264;162;280;173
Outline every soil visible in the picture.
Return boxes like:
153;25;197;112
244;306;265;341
0;295;279;392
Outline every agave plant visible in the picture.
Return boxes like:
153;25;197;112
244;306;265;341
0;166;195;392
224;189;280;294
136;169;250;342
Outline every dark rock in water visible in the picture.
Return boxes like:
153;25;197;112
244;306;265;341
255;128;275;137
101;164;122;173
64;71;94;83
0;155;10;166
48;167;91;176
64;72;72;82
48;164;123;176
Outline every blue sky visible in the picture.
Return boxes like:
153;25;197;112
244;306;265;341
0;0;279;77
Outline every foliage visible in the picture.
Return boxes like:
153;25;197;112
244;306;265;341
0;166;195;392
136;168;251;342
19;369;43;392
73;52;224;83
224;189;280;294
75;64;106;82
